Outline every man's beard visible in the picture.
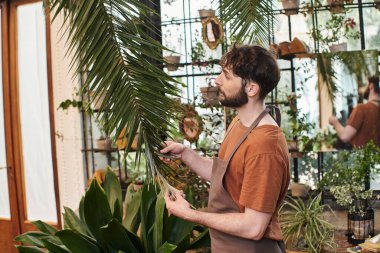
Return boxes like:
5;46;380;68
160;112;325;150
219;84;249;108
363;85;370;100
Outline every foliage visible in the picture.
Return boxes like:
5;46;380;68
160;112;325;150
191;41;206;64
46;0;184;189
284;93;315;152
197;107;225;156
220;0;273;45
279;193;336;253
15;168;210;253
317;50;377;106
311;15;360;49
318;141;380;215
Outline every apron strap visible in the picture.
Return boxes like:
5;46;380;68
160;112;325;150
225;107;270;163
266;104;282;127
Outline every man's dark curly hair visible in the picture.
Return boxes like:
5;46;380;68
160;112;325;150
368;75;379;94
220;44;280;100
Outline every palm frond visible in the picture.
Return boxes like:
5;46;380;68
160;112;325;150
317;53;338;105
220;0;274;45
46;0;182;188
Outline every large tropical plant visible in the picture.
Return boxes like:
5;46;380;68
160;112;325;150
15;168;210;253
46;0;185;189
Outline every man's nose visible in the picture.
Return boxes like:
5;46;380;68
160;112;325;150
215;74;222;86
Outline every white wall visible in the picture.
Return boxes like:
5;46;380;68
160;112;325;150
50;13;86;214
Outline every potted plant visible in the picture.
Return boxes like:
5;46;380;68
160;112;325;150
311;15;360;52
326;0;352;13
318;141;380;244
279;193;336;253
281;0;300;15
191;38;207;67
199;77;219;107
96;119;113;151
164;55;181;71
163;29;182;71
283;93;315;155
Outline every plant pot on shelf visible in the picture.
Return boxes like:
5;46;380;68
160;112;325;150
287;139;298;151
327;0;345;14
329;42;347;53
375;0;380;10
116;128;138;151
200;86;219;106
164;55;180;71
96;138;112;151
198;9;215;21
290;182;310;197
281;0;300;15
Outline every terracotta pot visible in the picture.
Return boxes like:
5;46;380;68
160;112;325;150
198;9;215;21
200;86;219;106
290;183;310;197
116;130;138;151
329;42;347;53
164;55;180;71
327;0;345;14
287;140;298;151
96;138;112;151
281;0;300;15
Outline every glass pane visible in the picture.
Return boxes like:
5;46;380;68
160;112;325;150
0;10;11;219
17;2;57;222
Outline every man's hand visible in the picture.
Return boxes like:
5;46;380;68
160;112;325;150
328;116;338;126
164;190;194;220
160;141;185;160
328;115;357;143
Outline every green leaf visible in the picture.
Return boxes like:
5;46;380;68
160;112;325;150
15;246;46;253
153;191;166;252
167;216;194;245
31;220;58;235
84;179;112;243
14;232;49;247
112;199;123;222
63;206;88;235
41;238;70;253
123;184;142;233
140;183;158;252
104;167;122;216
56;230;102;253
100;219;144;253
157;242;177;253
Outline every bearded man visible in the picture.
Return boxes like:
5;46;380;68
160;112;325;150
161;45;290;253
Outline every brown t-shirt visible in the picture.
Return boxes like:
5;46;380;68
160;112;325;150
347;102;380;147
218;117;290;241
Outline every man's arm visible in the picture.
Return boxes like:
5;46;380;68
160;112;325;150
164;191;272;240
160;141;213;181
329;116;357;143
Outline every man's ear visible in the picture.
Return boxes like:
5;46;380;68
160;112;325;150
246;83;260;97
